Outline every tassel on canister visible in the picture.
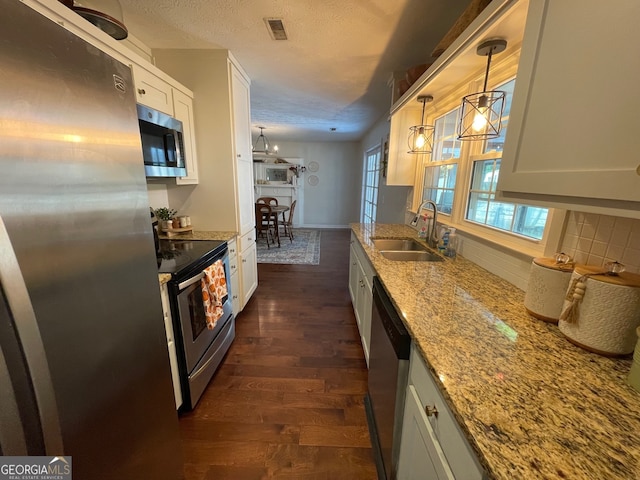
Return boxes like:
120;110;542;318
559;264;640;356
524;254;574;323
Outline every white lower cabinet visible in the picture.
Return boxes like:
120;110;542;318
239;231;258;310
398;345;483;480
348;233;374;366
159;283;182;410
227;238;241;314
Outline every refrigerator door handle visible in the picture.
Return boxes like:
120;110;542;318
0;216;64;455
0;345;28;455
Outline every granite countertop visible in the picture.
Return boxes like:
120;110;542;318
351;223;640;480
158;230;237;242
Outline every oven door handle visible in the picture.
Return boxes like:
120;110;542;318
178;272;205;291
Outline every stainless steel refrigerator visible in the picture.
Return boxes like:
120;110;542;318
0;1;182;478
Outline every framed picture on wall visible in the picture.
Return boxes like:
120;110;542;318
266;167;289;183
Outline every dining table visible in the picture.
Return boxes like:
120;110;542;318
256;203;289;246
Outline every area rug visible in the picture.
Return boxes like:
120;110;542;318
256;229;321;265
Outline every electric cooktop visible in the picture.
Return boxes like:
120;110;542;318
157;239;226;276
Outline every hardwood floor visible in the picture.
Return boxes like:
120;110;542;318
179;228;377;479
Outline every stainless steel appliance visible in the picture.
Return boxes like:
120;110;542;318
158;239;235;410
0;2;181;478
137;104;187;178
366;277;411;480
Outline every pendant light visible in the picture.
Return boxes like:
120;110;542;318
252;127;278;155
458;39;507;141
68;0;128;40
408;95;435;154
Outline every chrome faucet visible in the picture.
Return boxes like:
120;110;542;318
417;200;439;248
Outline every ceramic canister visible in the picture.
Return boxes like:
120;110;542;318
524;256;574;323
628;326;640;392
559;265;640;356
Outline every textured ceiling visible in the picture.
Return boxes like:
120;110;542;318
118;0;471;143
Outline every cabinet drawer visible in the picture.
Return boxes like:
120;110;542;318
227;238;238;259
239;229;255;252
409;345;483;480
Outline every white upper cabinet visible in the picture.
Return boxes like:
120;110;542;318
132;64;174;116
387;107;420;185
498;0;640;217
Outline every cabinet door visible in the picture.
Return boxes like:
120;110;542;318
236;158;255;236
240;242;258;309
361;272;372;366
230;65;252;162
228;240;240;314
398;385;455;480
173;89;199;185
131;64;173;116
499;0;640;208
231;65;255;235
348;243;359;306
387;107;420;185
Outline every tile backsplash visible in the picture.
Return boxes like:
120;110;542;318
560;212;640;274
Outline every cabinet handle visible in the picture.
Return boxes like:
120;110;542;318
242;259;246;263
425;405;439;418
237;154;242;158
137;88;146;95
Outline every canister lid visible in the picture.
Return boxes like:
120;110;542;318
533;255;574;272
574;264;640;287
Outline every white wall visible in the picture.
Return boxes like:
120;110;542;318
359;114;411;224
273;141;360;228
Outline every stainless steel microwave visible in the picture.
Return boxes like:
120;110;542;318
137;104;187;178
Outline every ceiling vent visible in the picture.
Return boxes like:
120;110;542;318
264;18;288;40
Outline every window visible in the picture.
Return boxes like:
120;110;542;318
467;157;548;239
422;109;461;215
423;164;457;215
362;146;380;223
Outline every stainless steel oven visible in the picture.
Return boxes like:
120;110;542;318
158;239;235;410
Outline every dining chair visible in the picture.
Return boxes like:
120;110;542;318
281;200;296;242
255;203;280;248
256;196;278;206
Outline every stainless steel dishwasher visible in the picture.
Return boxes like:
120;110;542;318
365;277;411;480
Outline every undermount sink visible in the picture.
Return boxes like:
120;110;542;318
379;250;444;262
371;238;444;262
371;238;428;251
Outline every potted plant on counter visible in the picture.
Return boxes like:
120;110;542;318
155;207;177;230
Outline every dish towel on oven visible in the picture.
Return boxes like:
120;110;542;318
201;260;228;330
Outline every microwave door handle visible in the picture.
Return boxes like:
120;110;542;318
163;130;182;167
172;129;183;168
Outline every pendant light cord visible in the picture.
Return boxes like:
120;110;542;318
482;48;493;93
420;98;427;124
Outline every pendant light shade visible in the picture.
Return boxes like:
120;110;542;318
69;0;128;40
408;95;435;154
252;126;278;155
458;39;507;141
